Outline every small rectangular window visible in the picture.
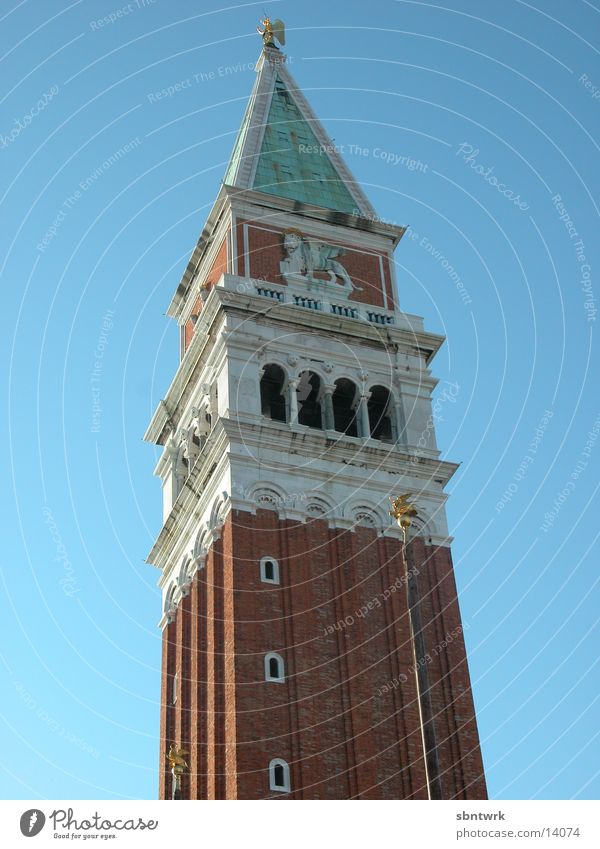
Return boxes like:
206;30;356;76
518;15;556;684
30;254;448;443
260;557;280;584
269;758;291;792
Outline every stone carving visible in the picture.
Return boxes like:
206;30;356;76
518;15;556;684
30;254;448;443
181;425;200;467
167;407;211;492
191;406;211;439
167;437;187;487
354;510;378;528
280;229;362;294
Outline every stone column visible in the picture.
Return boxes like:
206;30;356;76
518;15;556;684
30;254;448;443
322;385;335;431
359;393;371;439
289;378;299;424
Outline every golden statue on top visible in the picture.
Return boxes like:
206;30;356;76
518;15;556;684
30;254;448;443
257;16;285;49
390;494;419;530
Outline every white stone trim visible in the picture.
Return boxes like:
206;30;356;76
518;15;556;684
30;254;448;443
243;223;250;278
260;556;280;585
226;186;405;245
225;58;278;189
344;499;389;531
269;758;291;793
264;652;285;683
379;254;388;310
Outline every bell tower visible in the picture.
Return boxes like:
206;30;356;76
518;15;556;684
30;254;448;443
145;41;487;800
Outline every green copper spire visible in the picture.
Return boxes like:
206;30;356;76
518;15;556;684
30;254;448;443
252;75;358;213
222;50;376;218
223;92;254;188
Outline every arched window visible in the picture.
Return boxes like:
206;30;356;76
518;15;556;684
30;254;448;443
297;370;322;428
172;671;178;705
260;556;280;584
260;364;287;422
368;385;393;442
332;378;359;436
264;652;285;683
269;758;291;793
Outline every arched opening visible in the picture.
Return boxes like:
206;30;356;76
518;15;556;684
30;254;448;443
297;371;322;429
269;758;291;793
264;652;285;683
332;378;358;436
368;385;393;442
260;364;287;422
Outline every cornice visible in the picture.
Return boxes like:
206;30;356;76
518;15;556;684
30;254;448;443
224;186;406;244
148;414;457;568
222;417;458;485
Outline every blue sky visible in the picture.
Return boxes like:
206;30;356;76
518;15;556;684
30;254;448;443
1;0;599;800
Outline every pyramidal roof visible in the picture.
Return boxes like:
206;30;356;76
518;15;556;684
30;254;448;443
224;49;377;218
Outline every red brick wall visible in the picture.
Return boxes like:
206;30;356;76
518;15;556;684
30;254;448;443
183;235;229;351
159;511;486;799
237;220;396;311
408;539;488;799
159;619;176;799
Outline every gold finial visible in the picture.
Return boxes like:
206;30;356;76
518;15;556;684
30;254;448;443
167;746;188;773
257;16;285;49
390;494;418;530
